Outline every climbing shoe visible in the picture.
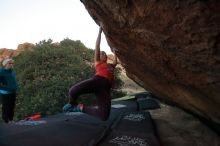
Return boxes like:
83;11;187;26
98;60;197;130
68;106;81;112
63;103;82;112
63;103;73;112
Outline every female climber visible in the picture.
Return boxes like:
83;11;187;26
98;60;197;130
63;26;118;121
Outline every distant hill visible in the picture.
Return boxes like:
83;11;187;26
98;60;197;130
0;42;34;64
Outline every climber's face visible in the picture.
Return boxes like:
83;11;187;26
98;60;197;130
100;51;107;62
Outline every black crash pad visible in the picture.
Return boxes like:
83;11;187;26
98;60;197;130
99;111;160;146
137;98;160;110
99;130;160;146
0;100;138;146
112;111;156;134
0;113;107;146
0;98;160;146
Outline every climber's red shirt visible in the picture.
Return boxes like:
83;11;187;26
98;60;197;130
95;62;115;82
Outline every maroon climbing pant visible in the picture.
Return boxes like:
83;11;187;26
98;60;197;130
69;75;112;121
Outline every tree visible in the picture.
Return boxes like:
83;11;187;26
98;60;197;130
13;39;94;119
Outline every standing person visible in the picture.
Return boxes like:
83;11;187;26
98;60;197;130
0;58;17;123
63;27;118;121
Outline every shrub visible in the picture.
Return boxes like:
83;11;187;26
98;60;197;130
13;39;94;119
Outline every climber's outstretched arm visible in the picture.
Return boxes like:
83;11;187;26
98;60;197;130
95;27;102;65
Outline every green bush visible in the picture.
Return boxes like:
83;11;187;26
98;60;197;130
13;39;95;119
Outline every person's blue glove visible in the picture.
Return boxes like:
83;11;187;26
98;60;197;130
63;103;73;112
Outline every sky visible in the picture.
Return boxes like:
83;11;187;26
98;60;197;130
0;0;112;54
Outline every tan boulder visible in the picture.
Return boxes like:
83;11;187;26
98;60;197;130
81;0;220;132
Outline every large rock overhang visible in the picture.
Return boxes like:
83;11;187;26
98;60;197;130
81;0;220;133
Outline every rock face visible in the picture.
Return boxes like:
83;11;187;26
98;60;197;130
17;42;34;52
0;48;17;59
0;42;34;62
81;0;220;132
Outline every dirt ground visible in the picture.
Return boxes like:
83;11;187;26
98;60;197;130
150;103;220;146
